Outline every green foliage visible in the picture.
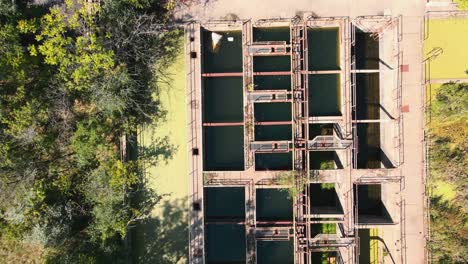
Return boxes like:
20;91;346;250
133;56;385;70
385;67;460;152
276;171;307;199
429;83;467;196
320;183;335;190
456;0;468;10
0;0;179;262
429;82;468;263
319;160;335;170
429;196;468;263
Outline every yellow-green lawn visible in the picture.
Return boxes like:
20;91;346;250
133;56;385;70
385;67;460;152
144;46;188;210
369;228;379;264
131;42;188;263
424;18;468;79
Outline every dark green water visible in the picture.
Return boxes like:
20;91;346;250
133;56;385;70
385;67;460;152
203;126;244;171
255;125;292;141
309;183;343;214
311;251;337;264
310;223;336;237
256;188;293;221
253;27;291;43
356;123;385;169
353;29;380;70
354;184;388;218
204;187;245;220
309;124;334;139
253;56;291;72
308;74;341;116
254;75;292;91
254;102;292;122
308;28;340;71
358;229;371;264
310;151;342;170
255;152;293;171
206;224;246;264
203;77;243;122
355;73;380;120
202;29;242;73
257;241;294;264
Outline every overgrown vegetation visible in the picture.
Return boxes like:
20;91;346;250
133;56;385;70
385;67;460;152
276;171;307;199
0;0;181;262
456;0;468;10
428;82;468;263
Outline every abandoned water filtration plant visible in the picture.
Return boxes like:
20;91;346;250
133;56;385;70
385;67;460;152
186;14;405;264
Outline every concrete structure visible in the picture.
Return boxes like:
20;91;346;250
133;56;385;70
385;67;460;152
185;1;429;263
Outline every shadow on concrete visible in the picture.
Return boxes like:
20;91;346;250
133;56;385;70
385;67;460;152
130;198;188;264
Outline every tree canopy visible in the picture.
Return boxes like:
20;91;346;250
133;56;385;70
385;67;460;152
429;82;468;263
0;0;181;262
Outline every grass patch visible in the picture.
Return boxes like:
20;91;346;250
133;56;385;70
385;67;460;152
134;41;188;263
424;18;468;79
143;42;188;204
431;180;457;202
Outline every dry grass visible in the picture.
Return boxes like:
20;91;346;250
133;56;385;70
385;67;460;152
0;239;46;264
424;18;468;79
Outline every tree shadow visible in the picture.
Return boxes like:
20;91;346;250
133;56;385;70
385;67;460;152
130;198;188;264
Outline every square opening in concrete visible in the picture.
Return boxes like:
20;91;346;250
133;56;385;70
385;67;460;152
353;28;380;70
202;29;242;73
308;28;340;71
310;223;336;237
354;184;392;224
309;151;343;170
309;183;343;215
358;228;380;264
255;152;293;171
203;126;244;171
309;124;334;139
355;73;380;120
255;125;292;141
355;123;394;169
257;240;294;264
203;77;243;122
253;56;291;72
204;187;245;221
256;188;293;222
308;74;341;116
254;102;292;122
311;251;338;264
205;224;246;264
253;27;291;43
254;75;292;91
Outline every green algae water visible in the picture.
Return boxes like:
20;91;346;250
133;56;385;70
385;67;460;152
253;27;291;43
203;77;243;122
203;126;244;171
202;29;242;73
308;28;340;71
255;125;292;141
255;152;293;171
257;240;294;264
308;74;341;116
355;73;380;120
256;188;293;221
204;187;245;220
206;224;246;264
254;102;292;122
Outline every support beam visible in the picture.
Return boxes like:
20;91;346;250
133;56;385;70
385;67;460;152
203;122;244;126
202;71;291;77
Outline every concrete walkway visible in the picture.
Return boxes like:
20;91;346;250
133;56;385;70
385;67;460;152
399;15;427;264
